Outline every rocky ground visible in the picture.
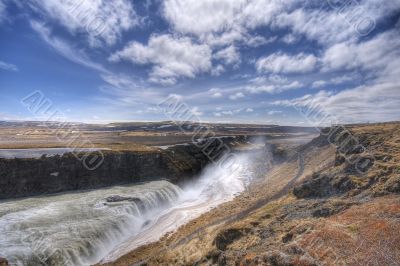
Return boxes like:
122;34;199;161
102;122;400;266
0;121;317;199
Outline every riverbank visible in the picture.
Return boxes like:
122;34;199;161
101;122;400;265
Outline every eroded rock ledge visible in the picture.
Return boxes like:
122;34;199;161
0;136;270;199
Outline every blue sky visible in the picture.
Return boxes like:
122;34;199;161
0;0;399;125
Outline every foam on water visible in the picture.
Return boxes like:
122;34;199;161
0;181;182;265
0;149;267;265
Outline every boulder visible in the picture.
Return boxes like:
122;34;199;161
0;258;8;266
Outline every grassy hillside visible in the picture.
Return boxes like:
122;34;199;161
103;122;400;266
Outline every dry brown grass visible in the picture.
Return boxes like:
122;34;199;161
99;122;400;266
296;196;400;266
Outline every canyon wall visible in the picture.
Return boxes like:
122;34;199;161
0;136;254;199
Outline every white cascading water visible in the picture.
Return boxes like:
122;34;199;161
0;150;266;265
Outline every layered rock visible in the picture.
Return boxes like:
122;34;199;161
0;136;248;199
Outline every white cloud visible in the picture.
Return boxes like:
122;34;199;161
246;85;276;94
222;110;234;115
162;0;287;47
163;0;400;49
214;110;235;116
245;81;303;94
214;45;241;65
245;75;303;94
312;80;327;89
30;20;107;73
246;108;254;112
27;0;139;46
0;0;7;23
274;1;400;45
246;36;276;47
229;92;245;100
211;64;225;76
282;33;297;44
256;52;317;74
268;110;282;115
330;74;356;84
0;60;18;71
311;74;359;89
274;83;400;123
110;34;212;85
275;8;357;45
322;29;400;80
191;107;203;116
274;27;399;123
281;81;303;90
99;73;166;106
163;0;248;40
211;92;222;98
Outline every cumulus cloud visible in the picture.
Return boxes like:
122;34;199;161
6;0;399;124
211;92;222;98
274;1;400;45
163;0;278;45
162;0;287;47
0;60;18;71
211;64;225;76
163;0;400;48
268;24;400;124
229;92;245;100
26;0;139;46
208;88;223;98
322;29;400;81
191;107;203;116
281;33;297;44
244;74;304;94
109;34;212;85
163;0;246;37
312;80;327;89
256;52;317;74
222;110;234;115
330;74;357;85
274;83;400;123
245;80;303;95
214;45;241;65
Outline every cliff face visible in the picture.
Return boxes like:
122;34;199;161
103;123;400;266
0;137;245;199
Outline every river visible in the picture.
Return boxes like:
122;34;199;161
0;150;264;265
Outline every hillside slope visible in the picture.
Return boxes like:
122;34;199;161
103;122;400;266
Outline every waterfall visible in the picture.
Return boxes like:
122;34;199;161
0;147;270;266
102;149;269;262
0;181;182;266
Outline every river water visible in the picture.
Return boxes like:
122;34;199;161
0;150;265;265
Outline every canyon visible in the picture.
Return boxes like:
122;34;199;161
0;121;316;265
2;121;399;266
100;122;400;266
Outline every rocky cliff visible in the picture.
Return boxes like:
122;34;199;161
102;123;400;266
0;136;251;199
